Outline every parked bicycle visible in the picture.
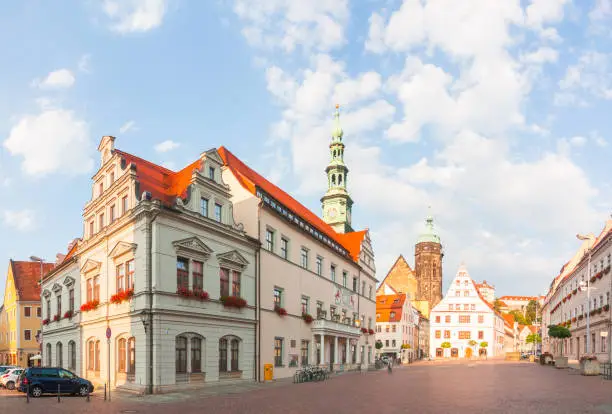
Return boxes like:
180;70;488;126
293;365;329;383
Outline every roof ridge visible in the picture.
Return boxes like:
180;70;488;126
114;149;176;174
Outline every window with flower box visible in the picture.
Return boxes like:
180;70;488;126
93;276;100;301
177;258;189;290
193;261;203;291
116;263;125;293
231;270;241;296
220;268;230;297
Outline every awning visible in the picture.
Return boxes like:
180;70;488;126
29;354;41;360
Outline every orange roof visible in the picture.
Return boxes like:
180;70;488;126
115;149;202;206
502;313;515;328
376;294;406;322
497;300;508;307
498;296;539;301
218;146;366;262
10;260;55;302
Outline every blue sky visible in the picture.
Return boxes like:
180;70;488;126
1;0;611;302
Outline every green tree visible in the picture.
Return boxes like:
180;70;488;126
525;333;542;355
375;340;383;350
479;341;488;348
525;300;540;325
509;310;527;325
548;325;571;355
493;299;502;313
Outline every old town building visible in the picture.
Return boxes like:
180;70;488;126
41;136;259;393
430;264;506;359
220;106;377;380
475;280;495;303
375;294;418;363
497;296;541;314
0;260;54;366
542;218;612;361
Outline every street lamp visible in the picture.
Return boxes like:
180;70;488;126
577;234;596;355
30;256;44;366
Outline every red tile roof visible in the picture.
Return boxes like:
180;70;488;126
218;146;366;262
115;149;201;206
10;260;55;302
376;294;406;322
498;296;539;301
502;313;515;328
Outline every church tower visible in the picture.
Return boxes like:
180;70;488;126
321;105;354;234
414;209;443;311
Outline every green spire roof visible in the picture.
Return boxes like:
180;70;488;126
417;208;441;244
331;104;343;141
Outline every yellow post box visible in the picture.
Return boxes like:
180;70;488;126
264;363;273;381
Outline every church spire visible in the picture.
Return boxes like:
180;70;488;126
417;207;441;244
321;104;353;234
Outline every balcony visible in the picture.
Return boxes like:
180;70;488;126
312;317;361;337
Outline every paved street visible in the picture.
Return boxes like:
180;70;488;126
3;360;612;413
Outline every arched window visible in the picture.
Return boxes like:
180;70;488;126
219;338;228;372
95;340;100;373
68;341;76;370
88;341;94;371
46;343;52;367
231;339;239;371
176;336;187;373
128;338;135;375
118;338;127;372
56;342;63;368
338;174;343;184
191;337;201;373
331;174;336;185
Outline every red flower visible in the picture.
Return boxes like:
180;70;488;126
53;314;60;322
80;300;99;313
42;319;49;325
361;328;368;334
220;295;247;309
193;290;210;301
63;310;73;319
275;306;288;316
302;313;313;324
368;329;375;335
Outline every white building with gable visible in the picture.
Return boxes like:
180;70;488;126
430;264;505;359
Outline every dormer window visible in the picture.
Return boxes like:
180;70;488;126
208;167;215;180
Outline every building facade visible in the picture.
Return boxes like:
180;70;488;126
41;137;259;393
414;214;443;313
497;296;540;313
0;260;53;366
430;265;505;359
375;294;417;363
219;106;377;380
542;218;612;361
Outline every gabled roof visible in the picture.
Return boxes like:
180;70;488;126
376;255;415;294
115;149;202;206
9;260;55;302
218;146;367;262
376;294;406;322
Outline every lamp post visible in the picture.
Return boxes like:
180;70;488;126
30;256;44;366
577;234;596;355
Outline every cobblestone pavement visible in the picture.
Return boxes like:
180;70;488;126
3;361;612;413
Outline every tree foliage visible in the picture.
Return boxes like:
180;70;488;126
493;299;502;313
441;341;451;349
468;340;478;347
480;341;488;348
526;333;542;344
525;300;540;324
548;325;571;339
375;340;383;350
509;310;528;325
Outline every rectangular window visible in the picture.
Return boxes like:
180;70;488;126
116;263;125;293
463;304;469;311
435;330;441;338
93;276;100;301
386;325;389;333
99;182;103;195
24;330;31;341
214;203;222;222
122;196;129;214
99;213;104;229
126;259;134;290
385;340;389;347
369;286;372;299
362;281;365;296
342;271;347;288
274;338;283;367
449;304;454;310
331;265;336;282
110;171;115;183
301;296;309;314
280;237;288;259
392;325;396;333
220;268;230;297
478;315;484;324
208;166;215;180
445;315;451;323
200;198;208;217
455;290;460;296
266;230;274;251
603;334;607;353
232;270;241;297
316;256;323;276
69;289;74;313
177;257;189;290
24;307;31;317
300;248;308;269
392;339;396;347
193;261;204;291
478;331;484;340
459;315;471;324
353;277;357;292
300;340;309;366
36;307;41;318
444;330;451;339
435;316;440;323
89;220;94;236
458;331;471;339
274;288;282;308
56;295;61;318
86;279;93;302
110;205;116;223
471;304;475;310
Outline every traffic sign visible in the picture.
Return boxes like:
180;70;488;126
106;327;111;339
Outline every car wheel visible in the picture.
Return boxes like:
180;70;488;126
31;385;42;398
78;385;89;397
6;381;15;390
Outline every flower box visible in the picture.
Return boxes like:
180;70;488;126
302;313;313;324
580;355;600;376
578;314;584;320
573;289;578;295
571;317;577;322
361;327;368;334
193;290;209;300
597;307;603;314
80;300;100;312
220;295;247;309
596;272;603;280
562;298;567;303
110;289;134;304
591;276;597;283
63;310;73;319
604;266;611;275
177;288;209;301
42;318;49;325
368;328;375;335
274;306;287;316
53;314;60;322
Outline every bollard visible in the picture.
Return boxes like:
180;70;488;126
26;384;29;403
104;383;107;401
57;384;60;403
86;387;90;403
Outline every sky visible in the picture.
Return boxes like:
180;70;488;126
0;0;611;302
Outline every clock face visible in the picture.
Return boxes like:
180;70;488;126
328;208;338;218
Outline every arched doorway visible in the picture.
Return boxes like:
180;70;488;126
479;348;487;357
451;348;458;358
436;348;443;358
465;348;473;359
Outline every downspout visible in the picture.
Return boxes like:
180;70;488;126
146;207;159;394
256;201;262;382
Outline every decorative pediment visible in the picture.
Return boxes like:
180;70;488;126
52;283;62;293
63;276;76;287
109;241;137;259
80;259;102;274
201;148;223;165
172;237;213;259
42;289;51;298
216;250;249;270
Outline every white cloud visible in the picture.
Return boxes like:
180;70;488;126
520;47;559;64
78;54;92;73
154;140;180;152
3;108;93;175
592;131;608;147
590;0;612;21
233;0;349;52
2;210;36;232
32;69;75;89
525;0;570;29
119;120;137;134
556;51;612;105
102;0;168;33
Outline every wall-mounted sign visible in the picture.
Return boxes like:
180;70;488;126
334;287;357;310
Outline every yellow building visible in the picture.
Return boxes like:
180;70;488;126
0;260;54;366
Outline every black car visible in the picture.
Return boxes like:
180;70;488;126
17;367;94;397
